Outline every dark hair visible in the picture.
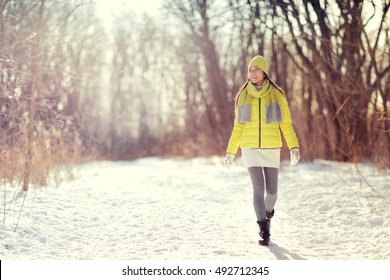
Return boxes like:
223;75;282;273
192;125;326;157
266;74;285;93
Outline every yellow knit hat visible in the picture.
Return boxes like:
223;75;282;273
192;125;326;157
248;55;269;75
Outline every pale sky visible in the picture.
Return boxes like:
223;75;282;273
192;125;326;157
95;0;163;21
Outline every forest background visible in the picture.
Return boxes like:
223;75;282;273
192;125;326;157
0;0;389;190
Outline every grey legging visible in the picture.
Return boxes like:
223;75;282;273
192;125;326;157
248;167;279;222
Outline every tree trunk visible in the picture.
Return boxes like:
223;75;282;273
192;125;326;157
23;0;45;191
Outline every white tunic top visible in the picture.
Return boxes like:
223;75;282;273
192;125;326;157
241;148;281;169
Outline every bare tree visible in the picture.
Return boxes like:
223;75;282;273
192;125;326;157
3;0;387;170
268;0;389;164
23;0;45;191
164;0;233;153
1;0;106;189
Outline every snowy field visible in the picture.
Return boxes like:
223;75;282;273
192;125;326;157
1;157;390;260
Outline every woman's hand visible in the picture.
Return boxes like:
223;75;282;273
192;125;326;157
290;148;300;166
224;154;235;168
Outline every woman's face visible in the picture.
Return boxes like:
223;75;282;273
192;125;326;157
248;66;265;85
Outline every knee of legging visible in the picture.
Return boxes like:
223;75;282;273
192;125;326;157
266;188;278;196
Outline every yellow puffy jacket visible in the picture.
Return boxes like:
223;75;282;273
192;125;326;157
226;84;299;155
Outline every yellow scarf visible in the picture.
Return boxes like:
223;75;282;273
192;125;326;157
237;79;284;124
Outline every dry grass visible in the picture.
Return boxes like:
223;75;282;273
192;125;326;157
0;134;87;190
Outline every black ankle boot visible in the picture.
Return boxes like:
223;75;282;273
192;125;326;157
257;220;270;246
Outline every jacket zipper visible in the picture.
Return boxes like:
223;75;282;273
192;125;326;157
259;98;261;148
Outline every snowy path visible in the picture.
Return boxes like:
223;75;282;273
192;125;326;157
1;157;390;259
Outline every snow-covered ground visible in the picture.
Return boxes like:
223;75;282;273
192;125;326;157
1;157;390;260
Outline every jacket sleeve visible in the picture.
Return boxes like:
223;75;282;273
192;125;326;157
226;109;244;155
279;93;299;150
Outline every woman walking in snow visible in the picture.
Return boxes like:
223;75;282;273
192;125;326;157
224;55;300;246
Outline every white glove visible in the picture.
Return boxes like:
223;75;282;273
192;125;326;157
224;154;235;168
290;148;300;166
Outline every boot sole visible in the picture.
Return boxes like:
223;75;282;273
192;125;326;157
258;239;270;246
